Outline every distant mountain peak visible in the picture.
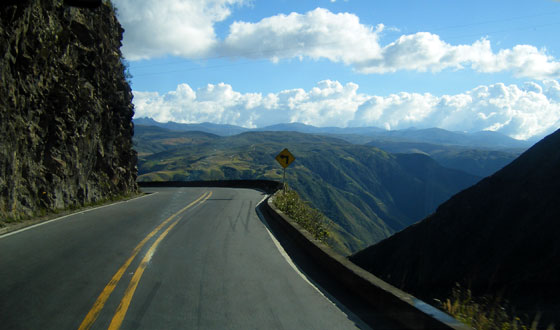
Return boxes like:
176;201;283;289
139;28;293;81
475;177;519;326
133;118;532;149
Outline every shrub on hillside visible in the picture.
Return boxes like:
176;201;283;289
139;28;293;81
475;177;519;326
437;285;554;330
273;189;330;245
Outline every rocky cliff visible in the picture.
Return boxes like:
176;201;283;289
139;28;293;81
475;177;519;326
0;0;137;221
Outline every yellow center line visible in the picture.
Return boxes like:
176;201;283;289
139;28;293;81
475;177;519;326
78;191;212;330
108;191;213;330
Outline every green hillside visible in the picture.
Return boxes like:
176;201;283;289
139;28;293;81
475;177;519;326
134;125;480;254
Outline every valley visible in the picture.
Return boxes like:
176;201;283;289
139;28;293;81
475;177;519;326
132;122;510;254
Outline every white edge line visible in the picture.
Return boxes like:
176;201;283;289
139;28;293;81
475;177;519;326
255;194;372;330
255;195;328;298
0;192;158;239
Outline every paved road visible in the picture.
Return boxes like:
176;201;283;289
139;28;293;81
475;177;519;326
0;187;370;329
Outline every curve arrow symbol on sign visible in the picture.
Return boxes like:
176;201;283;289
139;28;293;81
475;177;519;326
280;155;290;165
275;148;295;169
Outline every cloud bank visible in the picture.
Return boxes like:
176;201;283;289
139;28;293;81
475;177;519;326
114;0;247;60
114;1;560;79
133;80;560;140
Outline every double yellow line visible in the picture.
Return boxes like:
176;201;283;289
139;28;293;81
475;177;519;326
79;191;213;330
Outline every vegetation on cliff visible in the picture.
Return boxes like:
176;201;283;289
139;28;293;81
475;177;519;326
0;0;137;221
438;285;550;330
273;188;331;246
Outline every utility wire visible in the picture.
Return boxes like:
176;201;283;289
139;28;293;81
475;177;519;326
427;10;560;32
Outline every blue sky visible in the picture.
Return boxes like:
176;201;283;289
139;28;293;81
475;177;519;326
113;0;560;140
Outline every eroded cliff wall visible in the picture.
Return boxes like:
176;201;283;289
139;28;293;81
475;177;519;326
1;0;137;220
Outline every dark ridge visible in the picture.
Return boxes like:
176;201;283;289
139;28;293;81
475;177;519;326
350;128;560;326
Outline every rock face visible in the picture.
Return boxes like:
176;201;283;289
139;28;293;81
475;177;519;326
0;0;137;220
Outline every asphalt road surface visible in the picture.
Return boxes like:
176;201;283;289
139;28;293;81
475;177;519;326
0;187;375;329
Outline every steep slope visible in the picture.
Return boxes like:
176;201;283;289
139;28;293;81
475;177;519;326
1;1;137;220
135;127;480;253
351;128;560;324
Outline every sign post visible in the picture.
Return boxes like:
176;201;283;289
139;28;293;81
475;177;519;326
275;148;295;193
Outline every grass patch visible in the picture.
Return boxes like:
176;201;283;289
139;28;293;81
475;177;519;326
273;187;331;245
437;285;555;330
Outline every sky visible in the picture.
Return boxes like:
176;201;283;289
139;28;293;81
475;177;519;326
112;0;560;140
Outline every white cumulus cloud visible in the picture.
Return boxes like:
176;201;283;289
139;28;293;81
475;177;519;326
113;0;247;60
133;80;560;140
221;10;560;79
114;2;560;79
354;35;560;79
221;8;383;65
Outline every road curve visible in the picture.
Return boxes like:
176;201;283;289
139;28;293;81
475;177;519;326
0;187;368;329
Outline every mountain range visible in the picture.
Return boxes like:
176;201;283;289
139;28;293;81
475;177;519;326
134;124;481;254
350;128;560;326
134;118;528;177
133;118;531;149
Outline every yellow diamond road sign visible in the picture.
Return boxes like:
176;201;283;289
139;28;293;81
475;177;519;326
275;148;295;168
